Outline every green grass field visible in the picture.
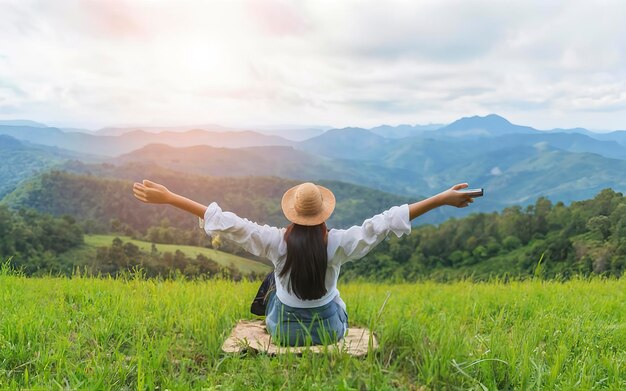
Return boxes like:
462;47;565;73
1;268;625;389
65;234;271;275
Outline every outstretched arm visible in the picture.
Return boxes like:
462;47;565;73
132;180;207;218
332;183;477;264
409;183;474;220
132;179;284;262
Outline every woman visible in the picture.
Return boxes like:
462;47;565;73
132;180;475;346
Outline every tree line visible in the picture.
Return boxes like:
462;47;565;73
2;169;625;281
0;205;83;275
0;206;256;280
342;189;626;281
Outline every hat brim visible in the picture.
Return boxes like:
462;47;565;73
281;184;336;226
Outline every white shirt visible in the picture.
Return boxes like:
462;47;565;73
203;202;412;309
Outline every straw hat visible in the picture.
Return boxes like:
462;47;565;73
281;182;336;226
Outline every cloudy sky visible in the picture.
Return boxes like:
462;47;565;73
0;0;625;130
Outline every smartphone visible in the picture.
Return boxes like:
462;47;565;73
458;188;484;197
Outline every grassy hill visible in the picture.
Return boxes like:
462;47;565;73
69;234;271;275
1;272;624;389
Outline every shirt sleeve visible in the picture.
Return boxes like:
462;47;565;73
329;204;411;265
203;202;284;263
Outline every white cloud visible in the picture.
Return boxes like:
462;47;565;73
0;0;625;130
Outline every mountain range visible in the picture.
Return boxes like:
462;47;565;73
0;125;294;157
110;140;626;210
114;143;428;196
3;114;626;157
2;114;626;222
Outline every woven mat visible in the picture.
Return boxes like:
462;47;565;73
221;319;377;357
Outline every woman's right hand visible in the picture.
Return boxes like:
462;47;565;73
132;180;172;204
437;183;475;208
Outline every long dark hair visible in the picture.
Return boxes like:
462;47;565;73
278;222;328;300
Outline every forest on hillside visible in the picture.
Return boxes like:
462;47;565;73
1;168;625;280
2;169;417;231
344;189;626;281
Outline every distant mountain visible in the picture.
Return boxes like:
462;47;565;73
0;135;93;197
0;125;112;156
60;127;95;133
293;126;626;212
298;118;511;163
396;132;626;162
298;127;393;160
488;150;626;204
486;133;626;160
586;130;626;147
427;114;626;147
0;134;23;148
111;137;626;219
115;129;293;150
542;127;626;146
99;124;326;141
254;127;327;141
4;114;626;223
296;122;626;163
3;114;624;156
430;114;539;138
0;119;48;127
0;125;293;156
96;124;232;136
546;127;597;137
114;143;429;196
373;133;626;200
370;123;444;138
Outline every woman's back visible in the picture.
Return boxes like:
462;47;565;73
203;202;412;310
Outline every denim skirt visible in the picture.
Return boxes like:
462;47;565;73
265;291;349;347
